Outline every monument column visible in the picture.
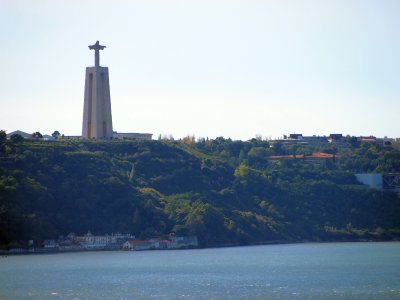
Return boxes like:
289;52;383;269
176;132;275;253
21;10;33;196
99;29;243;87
82;41;113;139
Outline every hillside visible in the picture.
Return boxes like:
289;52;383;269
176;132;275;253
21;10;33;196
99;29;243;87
1;135;400;248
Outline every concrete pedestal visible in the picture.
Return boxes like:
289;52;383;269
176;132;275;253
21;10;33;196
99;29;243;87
82;66;113;139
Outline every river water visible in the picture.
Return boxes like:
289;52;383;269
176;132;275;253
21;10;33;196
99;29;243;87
1;242;399;299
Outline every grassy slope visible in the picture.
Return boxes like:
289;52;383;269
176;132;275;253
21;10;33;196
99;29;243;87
0;139;400;247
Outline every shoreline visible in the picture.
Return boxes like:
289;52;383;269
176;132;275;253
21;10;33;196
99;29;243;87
2;237;398;256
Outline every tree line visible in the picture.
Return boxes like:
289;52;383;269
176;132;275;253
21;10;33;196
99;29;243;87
0;132;399;248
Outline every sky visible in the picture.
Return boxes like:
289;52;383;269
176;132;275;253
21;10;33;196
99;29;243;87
1;0;399;140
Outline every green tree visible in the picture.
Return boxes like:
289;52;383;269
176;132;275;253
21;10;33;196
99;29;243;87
185;202;226;245
10;134;24;144
32;132;43;140
234;163;250;179
0;130;7;155
0;130;6;144
272;141;285;155
345;135;360;148
247;147;268;168
52;131;61;139
238;149;246;163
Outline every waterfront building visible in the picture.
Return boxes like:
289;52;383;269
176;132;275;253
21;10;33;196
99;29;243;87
43;240;59;250
123;240;151;251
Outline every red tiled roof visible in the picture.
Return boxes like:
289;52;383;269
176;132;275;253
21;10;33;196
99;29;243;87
127;240;149;245
309;152;334;158
268;152;335;160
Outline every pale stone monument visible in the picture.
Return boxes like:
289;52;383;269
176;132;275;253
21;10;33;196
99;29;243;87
82;41;113;139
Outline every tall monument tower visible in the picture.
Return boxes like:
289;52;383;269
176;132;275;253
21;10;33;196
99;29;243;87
82;41;113;139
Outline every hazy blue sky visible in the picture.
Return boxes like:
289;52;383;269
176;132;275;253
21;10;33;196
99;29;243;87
1;0;399;140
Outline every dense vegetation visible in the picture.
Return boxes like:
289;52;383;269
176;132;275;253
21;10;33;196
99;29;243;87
1;131;400;248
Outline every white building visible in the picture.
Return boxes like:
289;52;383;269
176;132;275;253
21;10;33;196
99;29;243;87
123;240;151;250
113;132;152;141
355;173;383;189
355;173;400;192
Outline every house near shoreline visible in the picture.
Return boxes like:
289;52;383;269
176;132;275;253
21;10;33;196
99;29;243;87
42;231;198;252
123;240;151;251
122;235;199;251
52;231;135;251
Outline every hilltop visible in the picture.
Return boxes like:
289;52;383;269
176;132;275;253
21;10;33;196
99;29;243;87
1;134;400;248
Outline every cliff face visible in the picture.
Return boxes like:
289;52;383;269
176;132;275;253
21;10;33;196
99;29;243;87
1;138;400;247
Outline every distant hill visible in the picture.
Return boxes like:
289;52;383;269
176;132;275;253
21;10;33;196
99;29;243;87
1;135;400;248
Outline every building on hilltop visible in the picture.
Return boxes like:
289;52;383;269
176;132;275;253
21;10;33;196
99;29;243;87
6;130;56;141
271;133;329;147
328;133;343;141
113;132;152;140
289;133;303;140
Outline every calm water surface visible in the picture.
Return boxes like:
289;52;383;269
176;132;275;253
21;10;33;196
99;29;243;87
1;242;399;299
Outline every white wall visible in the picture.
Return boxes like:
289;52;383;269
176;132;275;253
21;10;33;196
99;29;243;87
355;173;382;190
